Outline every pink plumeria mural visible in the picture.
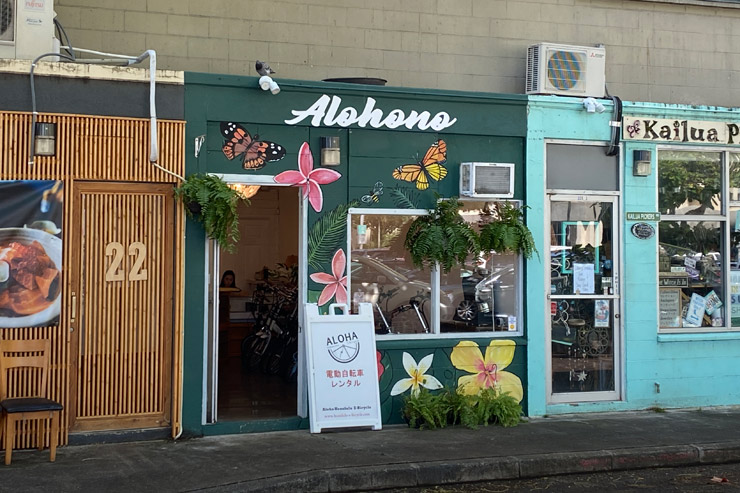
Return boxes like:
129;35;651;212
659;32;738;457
274;141;341;213
309;249;347;306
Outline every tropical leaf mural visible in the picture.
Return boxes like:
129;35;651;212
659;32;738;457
390;186;419;209
307;200;358;271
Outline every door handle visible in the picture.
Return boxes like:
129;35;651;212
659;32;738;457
70;292;76;324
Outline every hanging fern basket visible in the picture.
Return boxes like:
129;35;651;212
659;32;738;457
404;196;480;273
478;202;538;260
174;173;247;253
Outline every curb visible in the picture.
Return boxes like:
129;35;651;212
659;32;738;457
209;441;740;493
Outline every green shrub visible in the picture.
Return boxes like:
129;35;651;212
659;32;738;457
402;386;523;430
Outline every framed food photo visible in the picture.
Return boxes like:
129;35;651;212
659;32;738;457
0;181;64;328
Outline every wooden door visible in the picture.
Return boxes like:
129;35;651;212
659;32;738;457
69;182;174;431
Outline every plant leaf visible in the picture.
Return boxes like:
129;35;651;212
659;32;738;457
307;201;358;271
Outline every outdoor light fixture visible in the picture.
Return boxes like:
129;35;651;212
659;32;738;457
320;136;341;166
228;183;261;199
258;75;280;95
34;122;56;156
633;150;652;176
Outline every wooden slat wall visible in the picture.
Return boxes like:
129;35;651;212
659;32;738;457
0;110;185;447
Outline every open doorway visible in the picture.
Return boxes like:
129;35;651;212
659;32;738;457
206;185;300;422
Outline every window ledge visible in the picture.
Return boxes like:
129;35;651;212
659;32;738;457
657;331;740;343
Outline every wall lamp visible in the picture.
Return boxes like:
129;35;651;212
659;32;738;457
320;136;340;166
34;122;56;156
633;150;652;176
259;75;280;95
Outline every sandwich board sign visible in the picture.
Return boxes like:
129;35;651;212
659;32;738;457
304;302;382;433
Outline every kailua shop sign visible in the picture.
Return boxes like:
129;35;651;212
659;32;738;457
285;95;457;131
623;116;740;144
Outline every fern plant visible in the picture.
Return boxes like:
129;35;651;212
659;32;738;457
402;387;523;430
402;388;450;430
404;196;480;273
479;202;538;260
174;173;246;253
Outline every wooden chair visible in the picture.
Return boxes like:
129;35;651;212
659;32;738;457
0;339;63;465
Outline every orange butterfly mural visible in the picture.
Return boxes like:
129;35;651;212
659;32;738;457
392;140;448;190
220;122;286;170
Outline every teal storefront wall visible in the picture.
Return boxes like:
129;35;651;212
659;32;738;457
182;73;530;435
526;96;740;416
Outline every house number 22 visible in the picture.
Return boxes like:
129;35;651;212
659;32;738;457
105;242;148;282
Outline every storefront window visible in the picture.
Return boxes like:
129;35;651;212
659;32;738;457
658;150;735;331
348;203;522;337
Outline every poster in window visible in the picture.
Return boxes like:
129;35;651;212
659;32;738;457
659;288;681;328
683;293;706;327
732;271;740;326
594;299;609;327
0;181;63;328
573;263;595;294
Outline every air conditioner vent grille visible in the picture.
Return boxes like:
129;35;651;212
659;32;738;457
475;166;512;195
0;0;13;42
547;50;584;91
460;162;514;199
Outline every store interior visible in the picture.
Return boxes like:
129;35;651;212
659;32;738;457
215;186;299;422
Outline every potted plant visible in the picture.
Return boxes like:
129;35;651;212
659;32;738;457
404;197;480;273
478;202;538;260
174;173;246;253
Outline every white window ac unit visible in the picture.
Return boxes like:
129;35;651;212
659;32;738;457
459;162;514;199
0;0;55;61
525;42;606;98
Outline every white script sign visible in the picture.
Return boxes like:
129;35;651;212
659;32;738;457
285;95;457;131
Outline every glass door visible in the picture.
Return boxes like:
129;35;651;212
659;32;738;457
548;194;620;403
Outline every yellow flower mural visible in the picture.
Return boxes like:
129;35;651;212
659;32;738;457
451;340;523;402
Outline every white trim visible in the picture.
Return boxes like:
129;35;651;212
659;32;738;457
211;173;290;186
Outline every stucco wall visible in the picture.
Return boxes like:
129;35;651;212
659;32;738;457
53;0;740;107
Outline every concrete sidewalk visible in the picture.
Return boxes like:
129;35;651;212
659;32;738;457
2;407;740;492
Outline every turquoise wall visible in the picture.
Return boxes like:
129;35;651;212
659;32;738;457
526;96;740;416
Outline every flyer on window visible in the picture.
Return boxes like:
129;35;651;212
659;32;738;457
594;299;610;327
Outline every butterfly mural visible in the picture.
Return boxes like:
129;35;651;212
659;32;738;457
392;140;448;190
361;181;384;204
220;122;286;170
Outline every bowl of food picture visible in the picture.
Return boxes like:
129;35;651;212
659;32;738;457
0;227;62;328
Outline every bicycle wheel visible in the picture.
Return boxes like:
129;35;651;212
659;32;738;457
247;335;268;371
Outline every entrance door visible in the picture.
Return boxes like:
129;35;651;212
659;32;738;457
548;194;620;403
69;182;174;431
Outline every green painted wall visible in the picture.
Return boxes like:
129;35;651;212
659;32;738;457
183;72;528;435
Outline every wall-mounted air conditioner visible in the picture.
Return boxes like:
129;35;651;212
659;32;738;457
460;162;514;199
0;0;55;61
526;42;606;98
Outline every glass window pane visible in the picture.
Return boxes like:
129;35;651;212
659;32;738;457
658;221;725;328
549;201;615;296
438;200;522;333
350;214;433;335
658;150;721;215
729;153;740;201
551;298;615;393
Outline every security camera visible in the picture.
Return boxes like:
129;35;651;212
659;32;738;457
583;97;605;113
259;75;280;95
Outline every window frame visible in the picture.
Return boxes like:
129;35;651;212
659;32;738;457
657;146;740;334
347;203;525;340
